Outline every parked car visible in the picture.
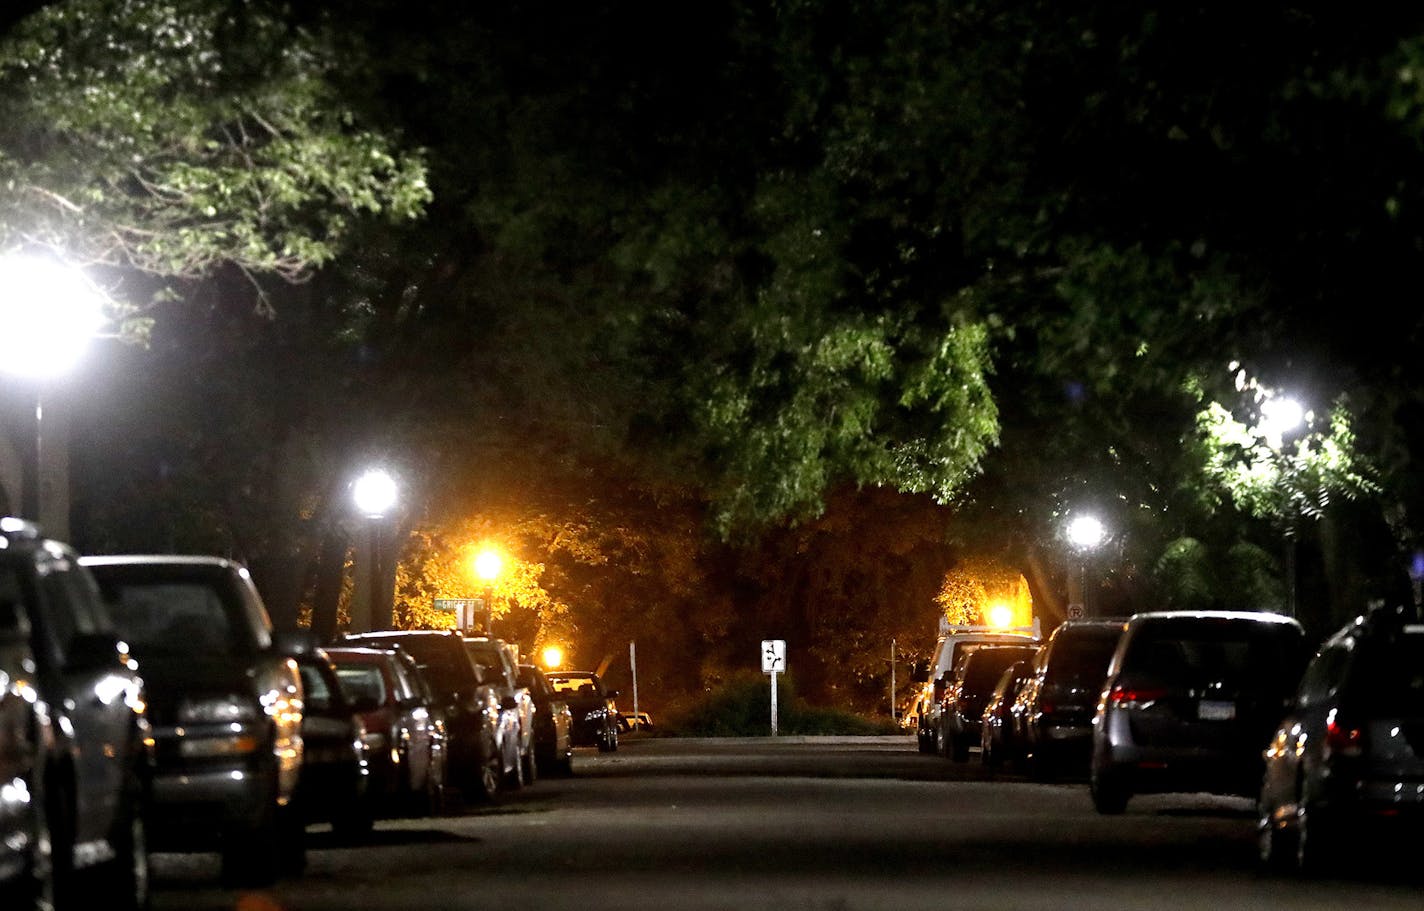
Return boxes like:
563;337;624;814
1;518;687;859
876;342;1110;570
83;553;305;886
1258;604;1424;873
518;664;573;776
463;637;533;786
340;630;503;804
326;645;448;816
941;643;1039;761
2;518;151;910
915;623;1042;757
980;659;1032;771
545;671;620;751
619;711;654;733
1013;619;1125;779
289;646;372;840
1090;609;1308;814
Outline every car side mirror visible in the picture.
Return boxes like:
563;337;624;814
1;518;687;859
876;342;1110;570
500;695;518;711
66;632;126;673
606;689;620;699
273;630;318;657
932;677;947;700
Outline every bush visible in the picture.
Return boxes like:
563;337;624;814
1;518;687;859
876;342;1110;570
664;671;901;736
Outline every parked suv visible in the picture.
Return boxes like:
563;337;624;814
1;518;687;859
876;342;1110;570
463;637;534;786
341;630;504;804
1090;610;1307;814
1258;604;1424;873
941;643;1038;762
82;554;306;885
545;671;620;751
518;663;573;776
1;518;151;910
914;622;1041;757
1013;618;1125;779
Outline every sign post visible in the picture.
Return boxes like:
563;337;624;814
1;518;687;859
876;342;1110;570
434;598;484;634
761;639;786;736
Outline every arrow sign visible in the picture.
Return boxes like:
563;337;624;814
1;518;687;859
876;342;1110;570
761;639;786;674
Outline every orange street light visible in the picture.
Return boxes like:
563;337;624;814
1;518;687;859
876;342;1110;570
472;547;502;635
541;644;564;670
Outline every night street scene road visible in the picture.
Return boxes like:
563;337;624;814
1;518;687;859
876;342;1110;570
5;3;1424;909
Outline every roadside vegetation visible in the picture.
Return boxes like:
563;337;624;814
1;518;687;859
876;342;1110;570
664;672;902;737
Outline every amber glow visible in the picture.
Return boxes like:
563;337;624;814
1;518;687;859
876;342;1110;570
473;548;503;582
541;644;565;669
986;602;1015;629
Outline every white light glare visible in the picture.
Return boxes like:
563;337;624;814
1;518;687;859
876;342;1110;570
353;469;398;517
0;253;106;379
1067;514;1107;550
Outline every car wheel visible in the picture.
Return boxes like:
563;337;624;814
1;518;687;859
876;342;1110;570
13;766;55;911
981;734;999;772
1257;803;1299;874
471;742;502;804
521;746;538;786
1090;770;1131;815
94;764;149;911
422;754;449;816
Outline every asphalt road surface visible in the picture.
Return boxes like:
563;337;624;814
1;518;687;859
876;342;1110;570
150;735;1423;911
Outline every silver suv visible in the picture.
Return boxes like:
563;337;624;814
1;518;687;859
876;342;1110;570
1090;610;1307;814
1;518;151;910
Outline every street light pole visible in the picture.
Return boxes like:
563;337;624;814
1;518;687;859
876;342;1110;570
351;468;398;634
474;548;502;637
0;252;104;537
1066;513;1108;619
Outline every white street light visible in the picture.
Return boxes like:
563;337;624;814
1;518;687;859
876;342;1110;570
1065;513;1108;619
351;468;399;634
1259;395;1304;447
352;468;398;517
0;251;105;535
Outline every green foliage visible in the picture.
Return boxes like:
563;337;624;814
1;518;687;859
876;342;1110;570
665;671;897;737
1153;537;1285;613
0;0;430;315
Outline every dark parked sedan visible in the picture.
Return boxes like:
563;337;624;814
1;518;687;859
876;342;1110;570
326;645;448;817
545;671;619;751
519;664;573;776
84;553;306;886
1258;604;1424;873
942;643;1039;762
1090;610;1308;814
980;659;1032;771
3;519;152;910
1013;618;1124;779
341;630;505;804
290;647;372;841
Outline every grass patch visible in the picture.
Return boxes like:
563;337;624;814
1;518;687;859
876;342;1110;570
662;671;900;736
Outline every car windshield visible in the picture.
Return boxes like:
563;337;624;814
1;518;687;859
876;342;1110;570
98;581;243;657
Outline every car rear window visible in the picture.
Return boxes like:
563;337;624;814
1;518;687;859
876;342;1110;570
359;636;470;695
964;648;1036;692
334;663;387;706
1123;617;1303;689
1046;629;1122;684
1350;632;1424;715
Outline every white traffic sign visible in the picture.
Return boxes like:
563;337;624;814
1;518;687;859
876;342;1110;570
761;639;786;674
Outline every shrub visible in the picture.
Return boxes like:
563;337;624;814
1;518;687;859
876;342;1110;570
664;671;900;736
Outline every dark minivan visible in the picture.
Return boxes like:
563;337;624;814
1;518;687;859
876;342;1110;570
1013;618;1125;778
1090;610;1308;814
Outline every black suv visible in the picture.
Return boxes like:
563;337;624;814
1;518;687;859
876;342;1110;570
1091;609;1307;814
1258;604;1424;873
941;643;1039;762
1;518;151;910
82;555;306;885
545;671;620;752
342;630;505;804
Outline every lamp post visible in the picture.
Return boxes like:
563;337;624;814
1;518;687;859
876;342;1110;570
473;548;502;636
1065;513;1107;619
351;468;398;633
1260;395;1305;617
0;252;104;538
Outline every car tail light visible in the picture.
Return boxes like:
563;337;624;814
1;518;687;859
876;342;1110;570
1325;709;1364;759
1108;684;1167;710
1040;699;1055;715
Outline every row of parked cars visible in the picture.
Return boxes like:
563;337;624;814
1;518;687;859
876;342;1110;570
913;604;1424;875
0;517;627;909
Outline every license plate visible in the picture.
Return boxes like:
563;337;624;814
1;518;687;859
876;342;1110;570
1198;700;1236;721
